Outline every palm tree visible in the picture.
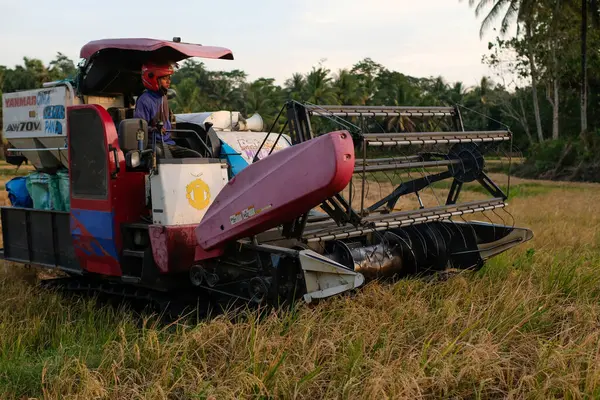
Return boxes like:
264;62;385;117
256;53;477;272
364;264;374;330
242;78;284;129
447;82;467;105
463;0;544;142
467;0;525;38
284;73;306;101
332;69;362;105
208;78;243;111
171;78;201;113
425;76;449;106
304;66;337;105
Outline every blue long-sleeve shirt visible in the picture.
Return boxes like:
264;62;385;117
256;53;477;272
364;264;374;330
134;90;175;145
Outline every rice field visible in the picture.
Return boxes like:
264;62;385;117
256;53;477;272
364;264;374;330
0;160;599;399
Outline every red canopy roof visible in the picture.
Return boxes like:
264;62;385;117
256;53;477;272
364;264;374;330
80;38;234;61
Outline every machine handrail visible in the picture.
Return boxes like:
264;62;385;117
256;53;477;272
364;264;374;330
165;128;214;158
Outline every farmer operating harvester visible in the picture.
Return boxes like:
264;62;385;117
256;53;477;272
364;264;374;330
0;37;533;306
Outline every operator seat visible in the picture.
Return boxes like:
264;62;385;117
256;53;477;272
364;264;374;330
117;118;215;159
172;121;221;158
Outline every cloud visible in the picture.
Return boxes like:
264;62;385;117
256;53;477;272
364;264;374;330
302;12;338;25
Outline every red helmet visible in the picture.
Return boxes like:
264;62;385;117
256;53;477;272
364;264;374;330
141;62;174;91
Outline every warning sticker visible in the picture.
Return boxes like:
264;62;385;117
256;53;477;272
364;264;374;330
242;206;256;220
230;212;242;225
230;204;271;225
256;204;272;214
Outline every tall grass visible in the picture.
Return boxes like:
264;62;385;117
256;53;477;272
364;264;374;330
0;176;599;398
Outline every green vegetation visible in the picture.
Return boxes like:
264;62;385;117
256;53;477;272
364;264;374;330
1;2;599;398
0;176;599;398
435;180;554;199
2;1;600;180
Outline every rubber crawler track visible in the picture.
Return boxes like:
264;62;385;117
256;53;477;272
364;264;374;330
38;277;247;323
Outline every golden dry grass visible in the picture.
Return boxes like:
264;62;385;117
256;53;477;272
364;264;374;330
1;163;600;399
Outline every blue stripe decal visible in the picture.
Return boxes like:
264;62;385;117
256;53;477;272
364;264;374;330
71;208;118;259
220;142;249;177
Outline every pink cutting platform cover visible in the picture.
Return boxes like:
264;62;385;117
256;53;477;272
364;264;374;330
195;131;355;250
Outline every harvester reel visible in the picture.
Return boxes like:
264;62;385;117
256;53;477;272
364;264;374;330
264;101;534;295
448;142;485;183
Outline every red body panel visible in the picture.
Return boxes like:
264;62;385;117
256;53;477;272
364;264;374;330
148;225;225;273
195;245;226;262
196;131;354;250
149;225;201;273
80;38;234;60
68;105;147;276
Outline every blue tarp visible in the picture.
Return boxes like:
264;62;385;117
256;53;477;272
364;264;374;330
6;177;33;208
9;170;71;212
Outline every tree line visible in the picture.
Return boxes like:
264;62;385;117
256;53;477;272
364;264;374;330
0;55;514;144
463;0;600;180
0;1;598;180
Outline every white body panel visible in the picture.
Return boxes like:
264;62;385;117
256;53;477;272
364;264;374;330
6;136;69;168
1;82;125;170
2;86;72;140
299;250;365;303
176;111;240;130
175;110;264;132
216;131;292;164
150;161;229;225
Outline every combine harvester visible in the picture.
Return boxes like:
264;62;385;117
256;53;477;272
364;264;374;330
0;38;533;307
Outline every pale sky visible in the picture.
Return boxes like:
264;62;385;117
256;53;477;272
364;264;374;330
0;0;501;88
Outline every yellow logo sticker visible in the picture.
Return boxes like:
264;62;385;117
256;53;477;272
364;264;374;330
186;178;211;210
